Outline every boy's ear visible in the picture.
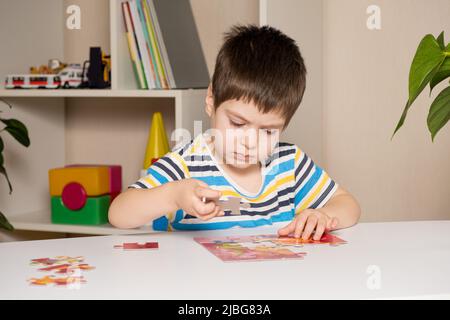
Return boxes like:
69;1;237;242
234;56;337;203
205;84;214;117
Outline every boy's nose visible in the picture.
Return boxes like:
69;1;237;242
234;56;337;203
240;130;258;151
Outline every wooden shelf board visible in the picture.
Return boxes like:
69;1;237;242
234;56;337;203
0;88;204;98
8;210;156;235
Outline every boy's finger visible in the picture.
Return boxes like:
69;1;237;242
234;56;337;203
195;186;222;201
326;216;339;231
331;217;339;229
278;219;296;236
201;205;223;221
193;197;216;216
313;217;327;240
195;179;209;188
301;216;318;240
293;214;309;238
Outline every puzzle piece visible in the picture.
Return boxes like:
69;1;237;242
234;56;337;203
28;256;94;287
195;235;308;262
254;234;347;247
30;256;84;266
28;275;86;286
202;196;250;215
38;263;95;274
113;242;159;250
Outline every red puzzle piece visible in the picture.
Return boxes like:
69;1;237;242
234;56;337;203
114;242;159;250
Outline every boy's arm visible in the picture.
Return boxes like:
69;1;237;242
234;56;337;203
108;181;179;229
317;185;361;229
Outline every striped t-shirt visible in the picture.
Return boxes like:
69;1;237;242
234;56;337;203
128;133;338;231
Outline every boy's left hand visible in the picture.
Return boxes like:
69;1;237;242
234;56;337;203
277;209;339;241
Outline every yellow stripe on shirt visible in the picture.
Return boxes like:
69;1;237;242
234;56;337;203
296;172;329;213
143;175;159;187
294;147;302;164
171;152;191;179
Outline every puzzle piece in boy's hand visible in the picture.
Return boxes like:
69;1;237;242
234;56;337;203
216;197;250;215
114;242;159;250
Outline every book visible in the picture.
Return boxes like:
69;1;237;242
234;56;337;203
146;0;174;88
121;2;146;89
136;0;160;88
142;0;169;89
129;0;155;88
122;0;209;89
151;0;209;89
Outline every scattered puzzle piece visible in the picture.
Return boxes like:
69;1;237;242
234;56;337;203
28;256;94;287
28;275;86;287
30;256;84;266
114;242;159;250
38;263;95;274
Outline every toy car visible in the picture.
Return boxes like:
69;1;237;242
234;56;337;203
4;74;61;89
58;64;88;88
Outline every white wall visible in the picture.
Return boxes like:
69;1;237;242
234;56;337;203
265;0;450;222
323;0;450;222
265;0;324;165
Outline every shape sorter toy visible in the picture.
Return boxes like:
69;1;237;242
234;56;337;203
48;164;122;225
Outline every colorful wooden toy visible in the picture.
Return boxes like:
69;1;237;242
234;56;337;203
48;164;122;225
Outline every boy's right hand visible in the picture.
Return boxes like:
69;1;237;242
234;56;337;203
173;179;224;221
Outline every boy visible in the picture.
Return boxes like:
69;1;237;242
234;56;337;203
109;24;361;240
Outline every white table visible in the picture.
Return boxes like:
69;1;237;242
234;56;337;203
1;220;450;299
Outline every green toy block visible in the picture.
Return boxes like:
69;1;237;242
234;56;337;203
51;195;111;225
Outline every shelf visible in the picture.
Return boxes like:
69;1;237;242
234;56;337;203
0;88;205;98
8;210;155;235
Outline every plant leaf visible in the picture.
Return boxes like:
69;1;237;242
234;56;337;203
0;165;13;194
392;100;411;139
408;34;446;106
427;86;450;141
436;31;445;50
0;98;13;110
0;119;30;147
0;137;3;152
0;211;14;231
392;34;447;138
430;57;450;94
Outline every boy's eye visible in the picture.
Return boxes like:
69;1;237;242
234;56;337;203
230;120;244;127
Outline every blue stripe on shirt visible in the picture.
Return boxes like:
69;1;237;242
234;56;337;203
294;165;323;208
167;209;294;230
147;167;170;184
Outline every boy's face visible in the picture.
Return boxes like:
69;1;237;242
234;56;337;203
205;85;285;169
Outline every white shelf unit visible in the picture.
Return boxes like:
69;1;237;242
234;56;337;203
8;210;154;236
0;0;210;236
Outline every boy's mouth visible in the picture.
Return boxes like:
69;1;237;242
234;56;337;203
233;152;254;162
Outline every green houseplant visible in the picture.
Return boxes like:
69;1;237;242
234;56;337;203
0;98;30;231
392;31;450;141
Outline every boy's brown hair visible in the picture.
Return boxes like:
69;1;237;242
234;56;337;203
211;24;307;129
